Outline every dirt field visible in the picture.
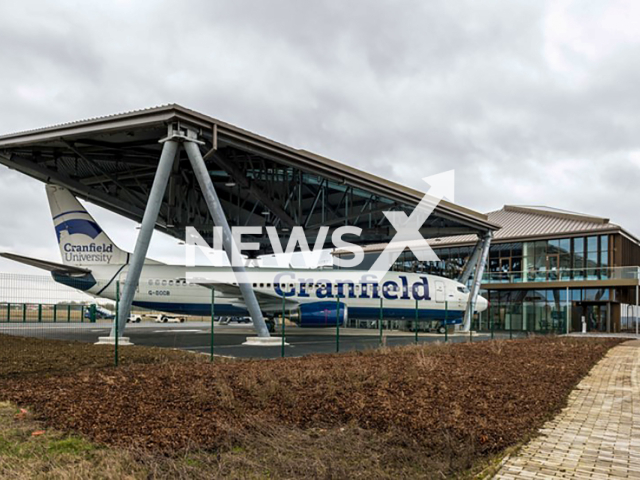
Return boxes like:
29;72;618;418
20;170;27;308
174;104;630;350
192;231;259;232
0;335;622;478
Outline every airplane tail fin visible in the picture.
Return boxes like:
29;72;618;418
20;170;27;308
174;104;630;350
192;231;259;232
46;184;129;267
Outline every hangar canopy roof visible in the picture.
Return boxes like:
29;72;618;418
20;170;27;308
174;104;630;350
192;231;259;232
0;104;498;254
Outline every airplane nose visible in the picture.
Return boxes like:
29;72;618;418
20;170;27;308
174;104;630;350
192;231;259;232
476;295;488;312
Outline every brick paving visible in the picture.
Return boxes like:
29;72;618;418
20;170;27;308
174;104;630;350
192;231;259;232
495;340;640;479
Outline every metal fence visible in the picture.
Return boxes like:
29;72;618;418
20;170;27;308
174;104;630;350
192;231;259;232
0;272;574;379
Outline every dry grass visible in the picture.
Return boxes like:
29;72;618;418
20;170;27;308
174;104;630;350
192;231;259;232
0;333;215;380
0;336;624;479
0;401;148;479
0;399;453;479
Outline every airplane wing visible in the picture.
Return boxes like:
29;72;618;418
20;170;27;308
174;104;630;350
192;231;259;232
0;252;92;276
193;280;298;312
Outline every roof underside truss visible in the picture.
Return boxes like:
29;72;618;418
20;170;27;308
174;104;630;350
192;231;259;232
0;106;494;255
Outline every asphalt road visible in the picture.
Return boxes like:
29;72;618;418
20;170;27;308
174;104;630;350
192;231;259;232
0;321;525;359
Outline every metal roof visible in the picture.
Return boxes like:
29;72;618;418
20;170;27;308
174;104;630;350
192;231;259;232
431;205;626;245
0;104;498;254
336;205;636;255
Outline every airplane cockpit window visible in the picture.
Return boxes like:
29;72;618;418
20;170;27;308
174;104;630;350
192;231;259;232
457;286;469;294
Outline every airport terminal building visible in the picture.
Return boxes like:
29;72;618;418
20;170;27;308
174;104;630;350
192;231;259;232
335;205;640;333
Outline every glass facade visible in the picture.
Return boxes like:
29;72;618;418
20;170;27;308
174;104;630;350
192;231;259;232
333;233;623;333
485;235;609;282
482;288;611;333
339;235;611;282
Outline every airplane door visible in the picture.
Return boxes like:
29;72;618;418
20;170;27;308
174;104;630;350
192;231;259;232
435;281;445;303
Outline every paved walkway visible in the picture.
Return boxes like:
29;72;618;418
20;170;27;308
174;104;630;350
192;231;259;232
495;340;640;479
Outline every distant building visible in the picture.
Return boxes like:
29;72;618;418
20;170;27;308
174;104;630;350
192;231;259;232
334;206;640;333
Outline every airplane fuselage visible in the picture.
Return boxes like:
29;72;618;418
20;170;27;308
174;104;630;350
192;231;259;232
55;264;480;324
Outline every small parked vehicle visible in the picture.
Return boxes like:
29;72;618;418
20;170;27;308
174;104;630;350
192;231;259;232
84;306;115;320
153;314;185;323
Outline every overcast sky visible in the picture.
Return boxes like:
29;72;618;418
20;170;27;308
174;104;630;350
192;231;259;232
1;0;639;274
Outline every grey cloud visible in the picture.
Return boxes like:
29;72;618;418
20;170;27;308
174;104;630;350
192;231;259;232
1;0;640;272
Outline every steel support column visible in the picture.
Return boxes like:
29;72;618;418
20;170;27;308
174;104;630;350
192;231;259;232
459;239;482;285
462;231;492;332
183;140;271;338
110;139;179;338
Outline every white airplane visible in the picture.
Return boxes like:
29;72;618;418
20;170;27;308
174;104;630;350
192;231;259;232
1;185;487;331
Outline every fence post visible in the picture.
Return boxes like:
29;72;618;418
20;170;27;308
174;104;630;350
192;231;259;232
22;304;26;323
282;293;287;358
379;296;384;347
509;312;513;340
80;305;84;323
38;304;42;323
414;298;419;344
6;303;10;323
90;304;96;323
490;307;494;340
67;304;71;323
211;288;215;361
444;300;448;343
115;281;119;367
53;304;57;323
335;293;340;353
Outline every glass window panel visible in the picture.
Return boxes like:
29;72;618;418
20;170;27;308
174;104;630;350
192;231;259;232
600;235;608;252
489;246;500;258
534;241;547;274
558;238;571;254
587;236;598;252
548;256;559;280
600;250;608;267
489;258;500;272
586;251;598;279
523;242;535;259
511;257;522;271
559;254;571;280
511;243;523;257
573;237;584;254
583;289;609;301
511;257;522;282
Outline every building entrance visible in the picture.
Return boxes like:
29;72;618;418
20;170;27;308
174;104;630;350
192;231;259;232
580;303;609;332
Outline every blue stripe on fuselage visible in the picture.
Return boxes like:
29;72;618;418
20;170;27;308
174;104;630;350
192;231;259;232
130;301;465;323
